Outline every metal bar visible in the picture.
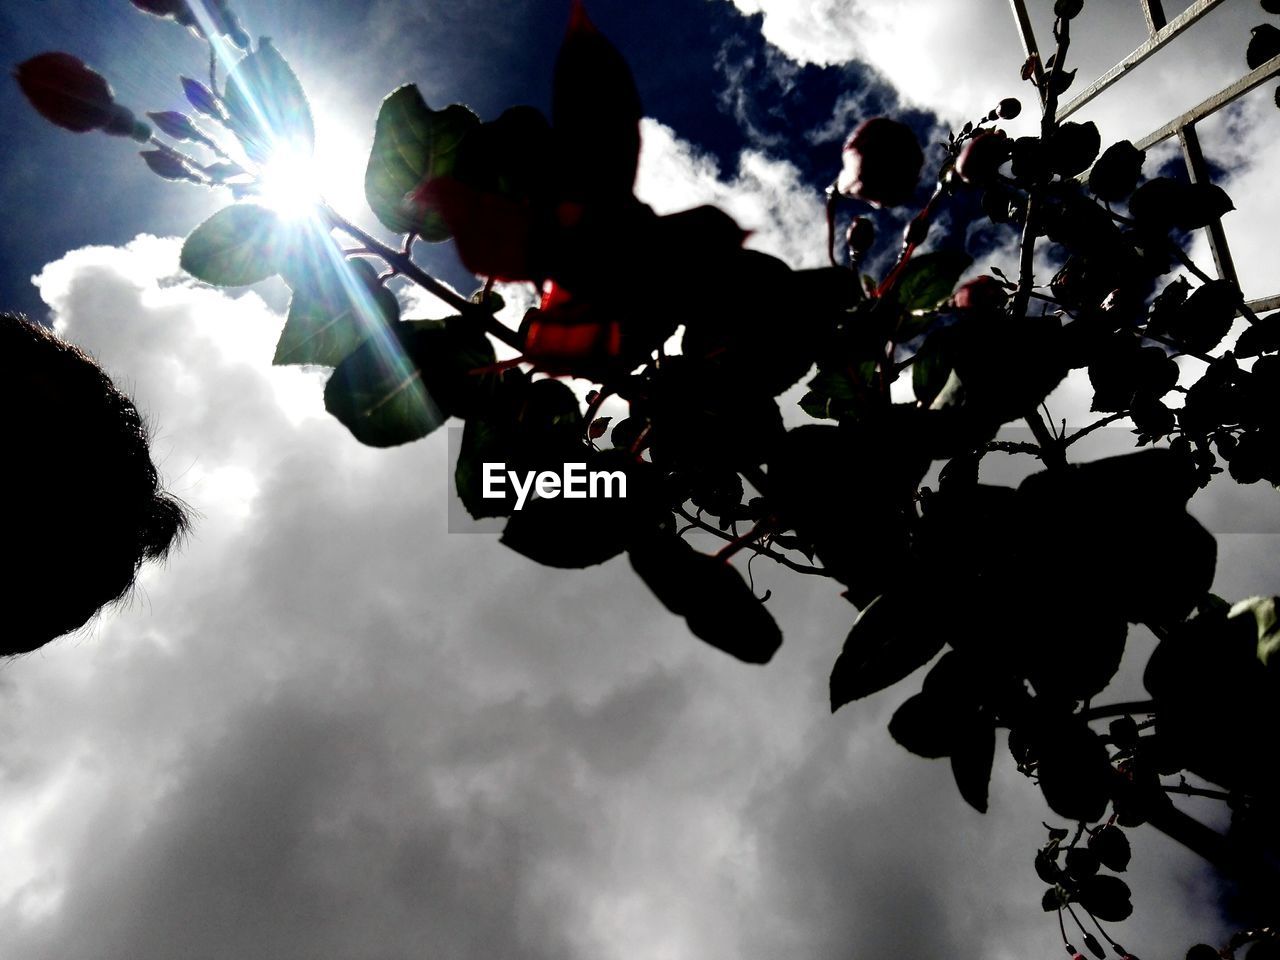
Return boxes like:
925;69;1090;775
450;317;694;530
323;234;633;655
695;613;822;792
1059;0;1227;120
1178;123;1239;286
1246;295;1280;314
1134;54;1280;151
1008;0;1047;105
1140;0;1168;33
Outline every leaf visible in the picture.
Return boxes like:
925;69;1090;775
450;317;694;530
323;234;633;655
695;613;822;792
1088;824;1131;871
1041;886;1067;911
324;336;444;447
1078;874;1133;922
553;0;643;201
1162;279;1238;354
1228;595;1280;669
950;715;996;813
1248;24;1280;70
222;40;314;163
364;84;480;239
1235;312;1280;357
1088;140;1145;202
888;692;955;758
829;591;947;710
896;250;973;312
274;259;398;367
628;532;782;664
1035;720;1113;823
1065;848;1099;879
1051;121;1101;178
180;204;283;286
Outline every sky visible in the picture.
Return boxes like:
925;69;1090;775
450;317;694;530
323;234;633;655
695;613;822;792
1;1;1278;958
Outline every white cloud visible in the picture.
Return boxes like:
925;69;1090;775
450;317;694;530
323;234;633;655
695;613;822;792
637;118;830;269
0;228;1235;959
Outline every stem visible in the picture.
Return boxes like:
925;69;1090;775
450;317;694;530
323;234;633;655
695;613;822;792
1064;412;1129;448
675;505;832;578
321;205;523;351
1081;699;1156;722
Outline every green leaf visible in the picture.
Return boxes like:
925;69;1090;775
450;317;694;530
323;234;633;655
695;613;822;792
829;592;947;710
222;40;314;164
1229;595;1280;669
324;336;445;447
896;250;973;313
364;84;479;239
180;204;283;287
628;532;782;664
274;259;398;367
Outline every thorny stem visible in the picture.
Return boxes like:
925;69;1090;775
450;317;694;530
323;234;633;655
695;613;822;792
1015;15;1072;470
675;505;832;578
320;204;524;351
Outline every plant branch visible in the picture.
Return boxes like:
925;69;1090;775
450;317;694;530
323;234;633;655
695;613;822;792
321;205;523;351
1081;699;1156;722
674;505;832;578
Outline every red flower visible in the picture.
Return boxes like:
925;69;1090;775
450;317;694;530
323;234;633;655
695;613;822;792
952;275;1009;313
836;117;924;208
15;52;115;133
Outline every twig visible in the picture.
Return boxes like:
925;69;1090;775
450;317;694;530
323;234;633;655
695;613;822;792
674;505;831;578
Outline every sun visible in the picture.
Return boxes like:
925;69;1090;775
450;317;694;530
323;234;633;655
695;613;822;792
253;107;372;224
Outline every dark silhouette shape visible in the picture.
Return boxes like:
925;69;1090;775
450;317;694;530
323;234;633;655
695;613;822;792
0;312;189;656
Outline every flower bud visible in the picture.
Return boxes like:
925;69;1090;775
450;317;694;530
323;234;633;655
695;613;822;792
845;217;875;255
15;52;116;133
952;275;1008;313
836;117;924;209
956;130;1010;185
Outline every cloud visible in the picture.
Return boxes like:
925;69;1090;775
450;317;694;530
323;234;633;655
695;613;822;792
636;118;829;269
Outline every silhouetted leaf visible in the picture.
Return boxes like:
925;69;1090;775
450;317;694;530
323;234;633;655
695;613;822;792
1160;279;1238;354
1089;140;1145;202
364;85;480;238
1088;824;1131;871
1036;720;1113;822
1051;122;1101;178
628;532;782;664
1065;848;1099;879
1078;874;1133;922
222;40;314;164
1041;886;1067;911
553;0;643;201
499;453;648;568
830;591;948;710
1248;24;1280;70
180;203;282;286
896;250;973;312
888;692;954;758
950;715;996;812
1235;312;1280;357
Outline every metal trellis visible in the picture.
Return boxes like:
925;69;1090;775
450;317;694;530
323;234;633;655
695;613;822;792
1007;0;1280;314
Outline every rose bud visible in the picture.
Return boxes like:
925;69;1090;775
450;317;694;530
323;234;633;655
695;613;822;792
951;275;1008;313
956;130;1010;185
846;217;875;255
837;117;924;209
15;52;116;133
